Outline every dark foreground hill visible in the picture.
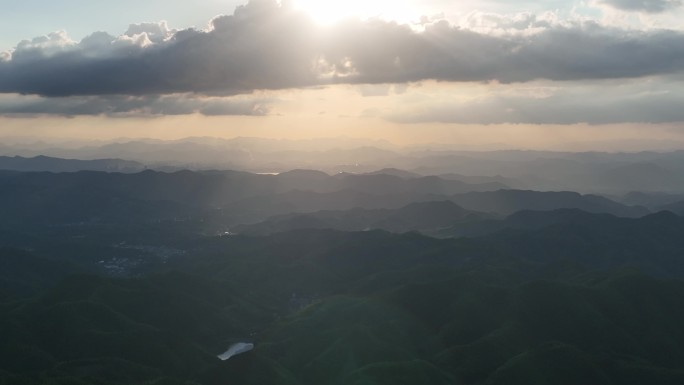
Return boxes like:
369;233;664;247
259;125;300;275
221;272;684;385
0;169;680;385
3;207;684;384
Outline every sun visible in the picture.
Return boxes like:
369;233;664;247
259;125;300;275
292;0;413;25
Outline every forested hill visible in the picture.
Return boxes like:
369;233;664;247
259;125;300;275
1;167;683;385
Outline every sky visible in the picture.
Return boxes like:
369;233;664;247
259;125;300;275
1;0;684;150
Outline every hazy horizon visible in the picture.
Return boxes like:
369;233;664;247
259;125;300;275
5;131;684;153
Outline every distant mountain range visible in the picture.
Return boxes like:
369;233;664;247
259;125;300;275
234;201;492;235
448;189;648;217
236;202;656;240
0;155;146;173
0;169;505;225
0;169;649;229
228;188;647;225
3;138;684;194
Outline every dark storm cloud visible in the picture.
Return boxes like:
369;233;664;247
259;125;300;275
1;0;684;97
0;1;319;97
600;0;682;13
0;94;271;117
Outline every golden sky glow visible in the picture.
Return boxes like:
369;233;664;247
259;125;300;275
291;0;416;24
3;82;684;152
